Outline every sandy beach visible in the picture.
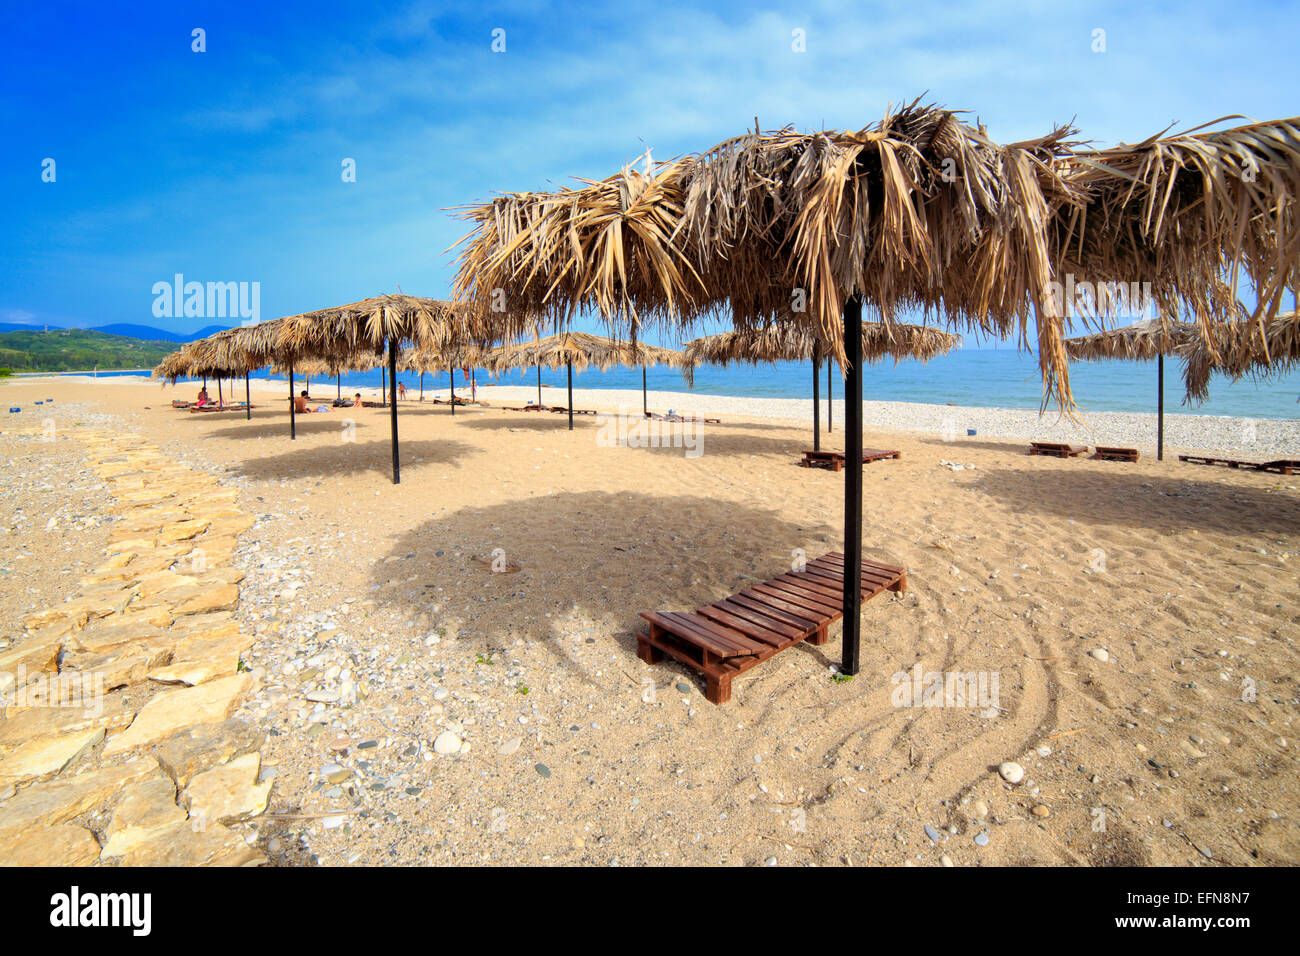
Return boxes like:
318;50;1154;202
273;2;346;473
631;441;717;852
2;374;1298;866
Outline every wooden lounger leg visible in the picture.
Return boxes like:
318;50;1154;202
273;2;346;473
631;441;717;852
890;571;907;593
806;623;829;646
705;670;733;705
637;630;664;664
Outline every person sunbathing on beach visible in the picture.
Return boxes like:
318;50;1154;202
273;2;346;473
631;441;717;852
195;386;210;407
352;392;363;408
294;390;312;413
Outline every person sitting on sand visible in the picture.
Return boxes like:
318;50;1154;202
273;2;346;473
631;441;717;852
352;392;363;408
294;390;312;414
195;386;210;408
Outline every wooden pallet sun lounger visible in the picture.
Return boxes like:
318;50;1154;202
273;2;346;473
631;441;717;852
799;449;901;471
1093;446;1139;462
550;406;597;416
502;403;554;412
646;411;721;423
1179;454;1300;475
1029;442;1087;458
190;403;255;413
1259;459;1300;475
638;551;906;704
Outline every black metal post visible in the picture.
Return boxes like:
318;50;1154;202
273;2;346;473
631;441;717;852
1157;354;1165;461
381;365;387;407
389;339;400;484
419;372;424;401
842;296;864;675
567;361;574;431
450;367;456;415
812;344;821;452
827;356;833;432
289;360;296;440
217;377;223;407
245;373;251;420
537;365;542;407
336;374;341;402
643;366;649;416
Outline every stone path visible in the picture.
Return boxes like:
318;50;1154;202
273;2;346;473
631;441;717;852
0;427;269;865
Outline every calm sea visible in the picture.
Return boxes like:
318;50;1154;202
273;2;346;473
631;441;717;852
55;349;1300;419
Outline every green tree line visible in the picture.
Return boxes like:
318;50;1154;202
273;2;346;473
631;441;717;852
0;329;179;373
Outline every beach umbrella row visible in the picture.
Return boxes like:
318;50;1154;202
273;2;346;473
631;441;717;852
682;323;960;449
483;332;683;429
155;295;470;483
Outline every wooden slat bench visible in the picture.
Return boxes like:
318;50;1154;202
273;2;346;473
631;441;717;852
1179;454;1300;475
638;552;906;704
191;403;256;413
1179;454;1254;469
646;411;722;424
1094;446;1139;462
800;449;901;471
1029;442;1087;458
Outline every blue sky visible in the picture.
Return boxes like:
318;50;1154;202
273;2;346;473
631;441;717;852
2;0;1298;345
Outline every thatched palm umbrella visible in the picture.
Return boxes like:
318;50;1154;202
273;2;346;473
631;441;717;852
1065;318;1200;460
452;102;1300;676
1183;310;1300;403
154;329;271;420
682;323;959;449
399;342;492;414
484;332;682;430
266;295;467;483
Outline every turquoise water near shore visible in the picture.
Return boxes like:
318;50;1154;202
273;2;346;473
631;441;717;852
57;349;1300;418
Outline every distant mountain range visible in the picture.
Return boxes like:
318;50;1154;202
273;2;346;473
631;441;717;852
0;321;235;342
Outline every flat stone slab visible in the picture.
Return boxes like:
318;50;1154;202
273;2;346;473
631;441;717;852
102;674;254;756
183;752;271;824
171;583;240;617
0;726;104;785
117;820;265;867
0;759;159;836
148;631;253;686
0;706;130;753
100;776;188;858
0;824;101;866
154;718;264;787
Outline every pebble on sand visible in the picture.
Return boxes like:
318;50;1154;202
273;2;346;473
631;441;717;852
433;731;462;755
998;761;1025;784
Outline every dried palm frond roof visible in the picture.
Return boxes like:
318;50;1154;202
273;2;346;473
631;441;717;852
273;295;470;366
1055;117;1300;334
151;321;279;381
152;349;194;382
398;341;493;374
1183;310;1299;402
452;101;1300;410
483;331;683;375
155;296;476;382
681;323;959;386
1064;317;1199;362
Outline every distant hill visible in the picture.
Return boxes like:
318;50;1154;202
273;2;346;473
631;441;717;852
0;321;236;342
0;329;179;372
